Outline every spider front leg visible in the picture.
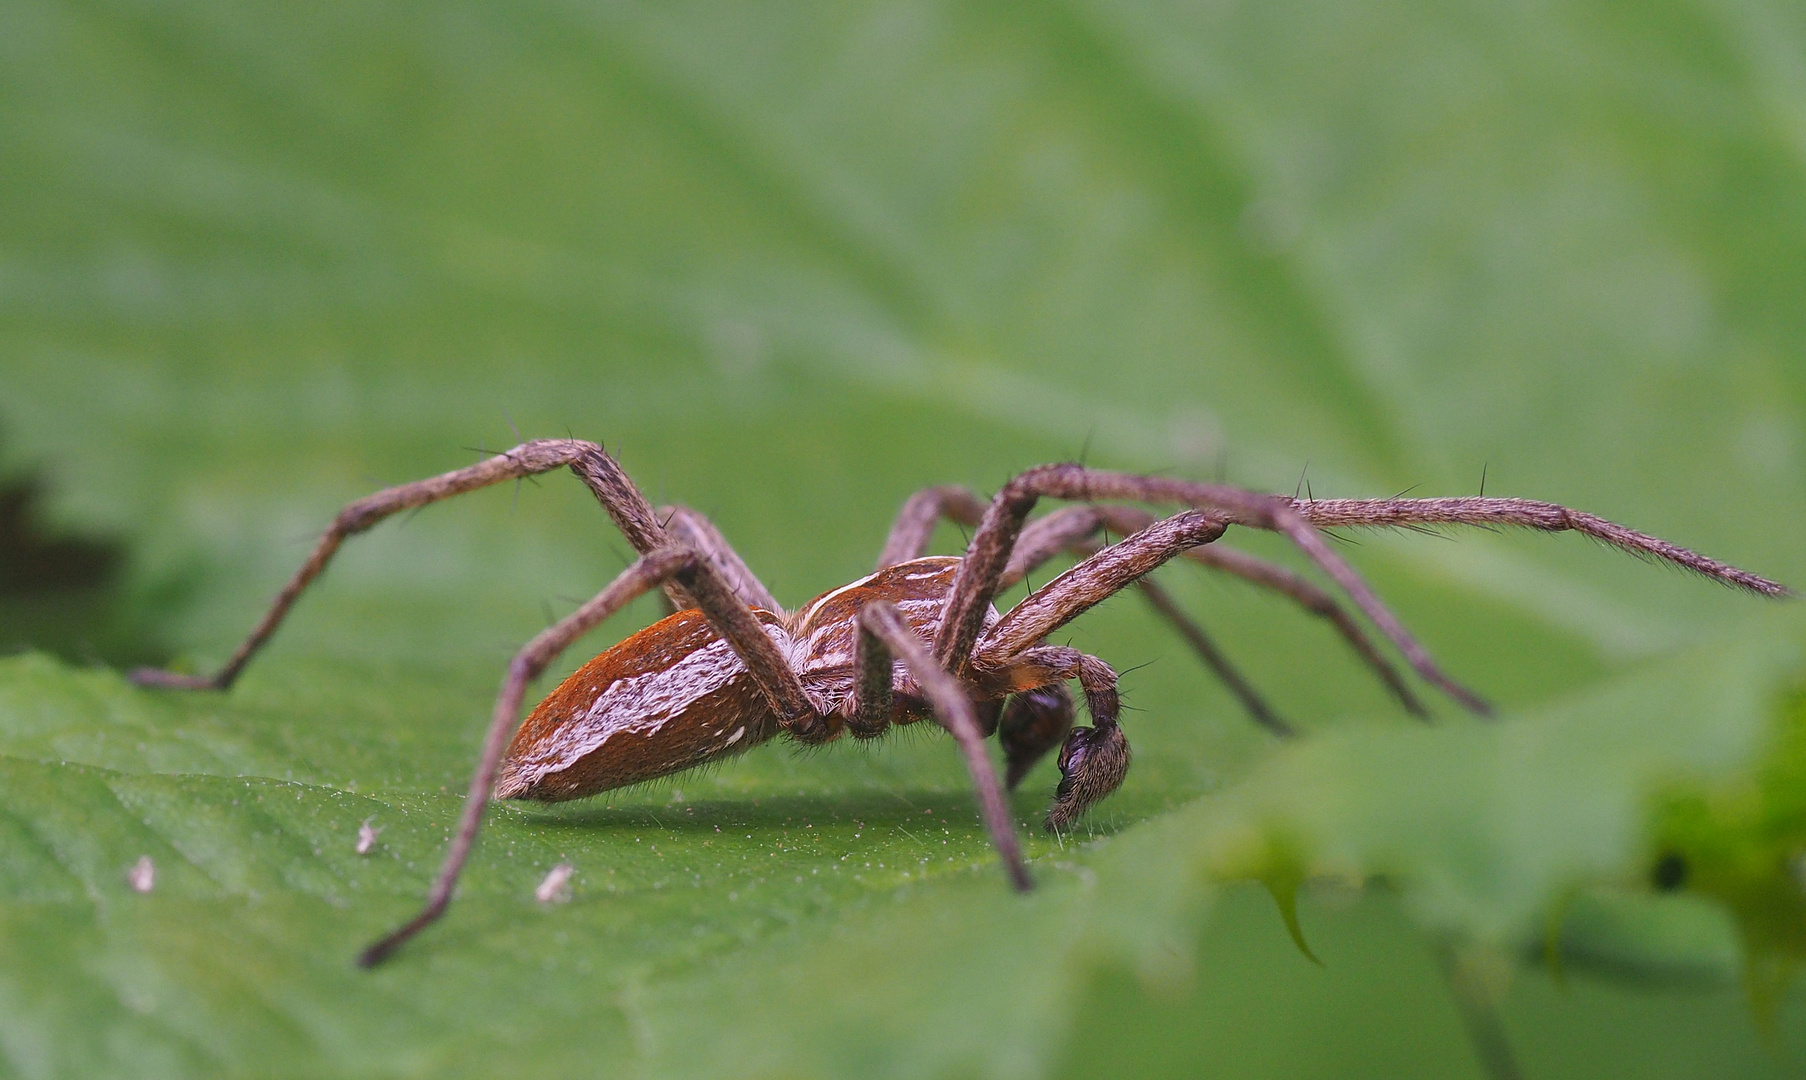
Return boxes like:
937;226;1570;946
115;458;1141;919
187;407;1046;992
1007;504;1425;724
935;464;1493;712
853;602;1031;890
947;462;1787;714
880;487;1301;735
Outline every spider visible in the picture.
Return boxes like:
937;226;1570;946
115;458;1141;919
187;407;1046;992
129;439;1787;965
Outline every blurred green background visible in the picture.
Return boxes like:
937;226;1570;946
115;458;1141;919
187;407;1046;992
3;1;1806;1077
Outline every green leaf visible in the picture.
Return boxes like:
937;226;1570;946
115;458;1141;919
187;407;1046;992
1654;676;1806;1027
1182;605;1805;955
4;0;1806;1075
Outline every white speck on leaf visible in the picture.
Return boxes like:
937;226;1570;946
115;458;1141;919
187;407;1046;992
536;862;575;904
356;817;381;855
127;856;155;893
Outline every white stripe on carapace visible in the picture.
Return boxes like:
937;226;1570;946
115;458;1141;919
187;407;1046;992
787;569;880;629
788;556;962;630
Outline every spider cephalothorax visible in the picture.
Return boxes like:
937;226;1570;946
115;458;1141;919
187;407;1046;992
132;440;1787;965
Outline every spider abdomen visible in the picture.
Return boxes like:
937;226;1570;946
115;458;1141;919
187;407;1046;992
495;557;999;802
495;608;788;801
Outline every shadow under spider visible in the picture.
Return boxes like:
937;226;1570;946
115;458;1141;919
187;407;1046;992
504;788;1146;841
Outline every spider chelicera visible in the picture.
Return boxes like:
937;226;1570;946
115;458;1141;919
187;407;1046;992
129;439;1787;965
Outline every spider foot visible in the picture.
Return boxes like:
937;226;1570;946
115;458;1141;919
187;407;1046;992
128;667;222;691
1044;723;1129;831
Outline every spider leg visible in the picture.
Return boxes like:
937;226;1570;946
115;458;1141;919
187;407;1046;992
855;601;1031;890
1007;507;1297;734
844;601;895;738
132;439;686;691
1290;496;1788;597
956;469;1786;715
1003;505;1291;733
882;485;1297;731
976;509;1392;707
359;543;813;967
1007;505;1425;720
997;644;1129;830
657;504;784;615
884;492;1302;732
876;486;987;569
937;466;1492;711
1128;575;1296;738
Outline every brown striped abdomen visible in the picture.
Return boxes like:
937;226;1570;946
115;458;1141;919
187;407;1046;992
496;557;1000;802
495;608;788;801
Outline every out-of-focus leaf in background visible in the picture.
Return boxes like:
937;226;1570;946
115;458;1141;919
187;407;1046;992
2;0;1805;1077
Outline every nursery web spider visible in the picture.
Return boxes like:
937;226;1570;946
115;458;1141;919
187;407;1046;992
129;440;1787;965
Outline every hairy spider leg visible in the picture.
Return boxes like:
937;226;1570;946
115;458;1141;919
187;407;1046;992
933;464;1494;714
947;465;1787;713
659;504;785;615
120;438;813;964
997;503;1298;735
1007;504;1425;722
980;512;1260;666
878;486;1298;732
1287;496;1788;597
130;439;685;690
953;512;1233;828
935;469;1780;825
876;486;988;571
359;541;812;967
851;601;1030;889
961;508;1391;826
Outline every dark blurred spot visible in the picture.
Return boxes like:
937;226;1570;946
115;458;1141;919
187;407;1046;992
0;478;119;593
1652;851;1688;891
0;467;170;668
